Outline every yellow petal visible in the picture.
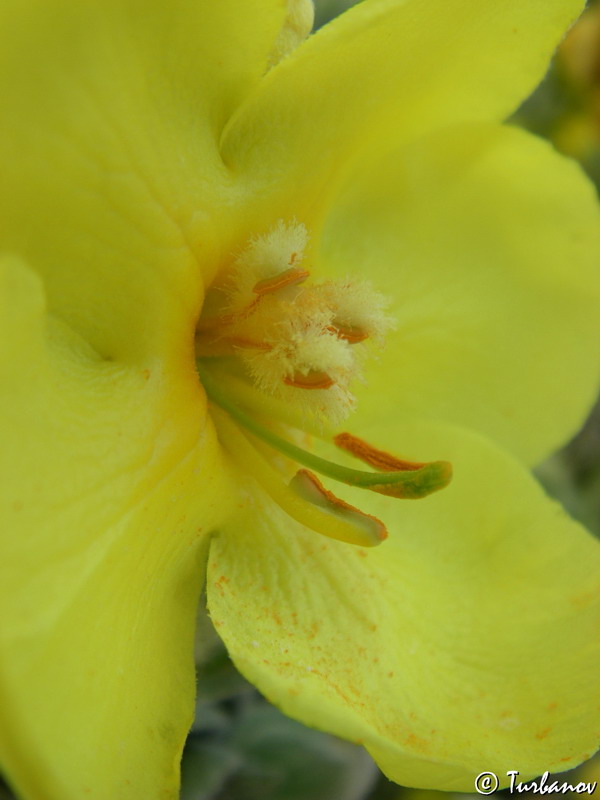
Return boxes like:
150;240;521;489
207;418;600;790
318;123;600;465
222;0;584;222
0;256;234;799
0;0;286;362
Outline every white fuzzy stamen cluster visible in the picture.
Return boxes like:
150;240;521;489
225;220;309;313
206;221;393;425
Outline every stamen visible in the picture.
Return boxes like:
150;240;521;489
335;431;426;472
196;297;261;332
326;323;369;344
195;220;454;549
290;469;387;543
201;365;328;437
195;222;398;424
283;371;335;390
195;334;272;358
199;365;452;499
253;267;309;295
211;406;385;547
226;337;273;351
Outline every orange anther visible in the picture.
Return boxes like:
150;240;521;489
326;323;369;344
196;297;261;331
226;336;273;351
252;267;309;295
293;469;387;542
334;431;426;472
283;371;335;390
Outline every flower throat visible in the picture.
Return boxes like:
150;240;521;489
196;221;452;547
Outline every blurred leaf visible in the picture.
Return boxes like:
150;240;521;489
0;779;16;800
226;705;377;800
181;741;242;800
182;675;378;800
314;0;362;29
196;643;255;706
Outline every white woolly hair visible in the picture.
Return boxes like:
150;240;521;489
202;220;394;426
226;220;309;311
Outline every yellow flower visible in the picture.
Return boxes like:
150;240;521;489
1;1;599;798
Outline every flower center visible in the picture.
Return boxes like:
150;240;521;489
196;220;393;425
196;221;452;547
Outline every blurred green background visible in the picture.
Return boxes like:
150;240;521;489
1;1;598;799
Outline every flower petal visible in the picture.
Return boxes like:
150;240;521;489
222;0;584;218
0;0;286;361
318;123;600;465
0;256;234;800
207;418;600;790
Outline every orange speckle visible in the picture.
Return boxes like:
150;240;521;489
142;368;151;380
308;621;320;639
357;549;368;558
404;733;429;753
535;728;551;740
547;702;558;711
571;590;597;609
